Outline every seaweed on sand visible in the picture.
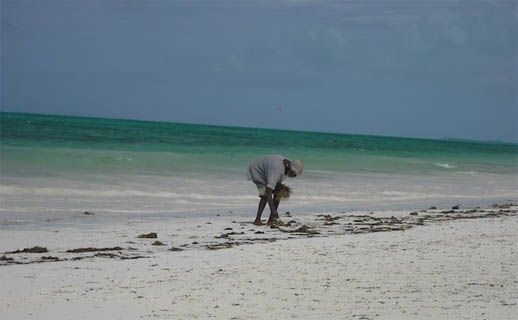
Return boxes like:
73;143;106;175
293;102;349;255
137;232;158;239
5;246;48;254
66;247;123;253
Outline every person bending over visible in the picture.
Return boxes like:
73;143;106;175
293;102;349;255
247;155;303;226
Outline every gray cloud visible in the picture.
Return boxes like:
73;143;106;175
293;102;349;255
1;0;516;142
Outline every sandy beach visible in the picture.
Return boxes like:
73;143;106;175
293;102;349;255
1;203;517;319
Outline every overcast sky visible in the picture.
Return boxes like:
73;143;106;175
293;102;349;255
1;0;517;142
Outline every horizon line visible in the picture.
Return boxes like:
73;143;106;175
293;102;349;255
1;110;516;146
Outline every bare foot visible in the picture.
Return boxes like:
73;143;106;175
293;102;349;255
274;219;285;226
253;220;264;226
267;218;285;227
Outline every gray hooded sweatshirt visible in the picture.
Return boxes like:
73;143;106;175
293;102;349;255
247;154;288;190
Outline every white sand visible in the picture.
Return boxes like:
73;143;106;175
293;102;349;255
1;207;517;319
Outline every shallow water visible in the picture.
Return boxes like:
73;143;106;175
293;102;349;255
1;112;517;224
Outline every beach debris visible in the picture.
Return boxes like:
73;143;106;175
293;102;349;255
410;212;418;216
170;247;184;252
441;210;455;214
71;252;146;260
83;211;95;215
254;231;264;234
0;255;14;261
318;214;342;224
152;241;166;246
390;216;403;224
324;221;340;226
206;242;235;250
492;202;516;209
2;249;148;265
224;227;233;230
94;252;119;259
452;205;460;210
1;255;64;265
5;246;48;254
41;256;60;261
278;224;319;235
240;237;279;243
274;183;291;200
66;247;123;253
215;232;245;239
283;220;297;226
137;232;158;239
318;214;341;221
285;211;292;217
97;252;146;260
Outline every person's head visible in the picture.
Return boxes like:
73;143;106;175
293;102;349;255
284;158;303;177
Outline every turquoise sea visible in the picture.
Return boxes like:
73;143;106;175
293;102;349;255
1;112;517;223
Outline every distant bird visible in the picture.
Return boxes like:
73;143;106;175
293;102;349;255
276;106;285;112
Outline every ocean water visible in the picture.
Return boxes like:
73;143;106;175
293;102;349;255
1;112;517;223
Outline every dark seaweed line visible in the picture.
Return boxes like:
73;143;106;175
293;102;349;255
1;207;516;265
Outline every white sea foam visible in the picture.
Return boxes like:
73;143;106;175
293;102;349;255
457;171;479;176
434;162;457;169
0;185;257;200
1;169;517;220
